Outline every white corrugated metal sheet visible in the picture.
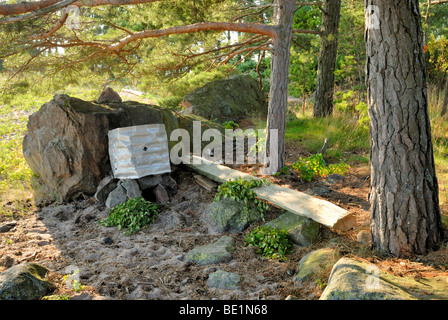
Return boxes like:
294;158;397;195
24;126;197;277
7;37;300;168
108;124;171;179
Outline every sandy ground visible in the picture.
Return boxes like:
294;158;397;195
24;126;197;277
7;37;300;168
1;162;447;300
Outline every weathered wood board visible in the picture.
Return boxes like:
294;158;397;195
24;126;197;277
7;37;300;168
185;156;357;231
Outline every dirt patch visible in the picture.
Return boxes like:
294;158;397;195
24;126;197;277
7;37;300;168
0;167;324;300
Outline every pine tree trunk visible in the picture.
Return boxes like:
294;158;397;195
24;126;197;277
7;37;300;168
263;0;295;174
313;0;341;117
365;0;444;257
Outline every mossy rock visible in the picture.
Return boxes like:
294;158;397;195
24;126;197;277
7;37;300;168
181;74;268;122
206;270;241;290
319;258;448;300
265;211;319;247
0;263;53;300
186;236;235;266
205;198;263;233
293;248;340;282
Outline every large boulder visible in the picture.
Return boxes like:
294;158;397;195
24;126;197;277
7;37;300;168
23;94;218;203
181;74;268;121
320;258;417;300
0;263;52;300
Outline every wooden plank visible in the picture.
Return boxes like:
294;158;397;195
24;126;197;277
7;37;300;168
185;155;357;231
194;175;218;191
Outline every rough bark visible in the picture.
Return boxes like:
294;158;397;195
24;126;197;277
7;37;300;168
365;0;444;257
313;0;341;117
264;0;295;174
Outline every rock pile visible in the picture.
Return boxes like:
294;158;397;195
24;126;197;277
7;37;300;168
95;172;178;208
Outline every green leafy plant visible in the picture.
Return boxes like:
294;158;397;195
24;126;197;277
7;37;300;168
249;134;266;155
273;165;290;176
62;271;85;292
355;101;369;128
246;226;293;261
222;120;239;129
291;153;350;182
214;177;270;221
315;278;328;290
42;294;71;300
99;197;159;236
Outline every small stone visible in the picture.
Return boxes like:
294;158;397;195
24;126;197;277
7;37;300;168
0;256;15;269
0;221;17;233
325;174;345;184
206;270;241;290
147;287;163;299
97;87;122;104
86;254;101;262
105;184;128;209
357;230;371;246
103;237;113;245
120;179;142;199
154;184;169;203
69;292;94;300
161;175;178;194
94;175;118;203
80;271;93;280
306;187;330;196
187;236;235;266
137;175;163;190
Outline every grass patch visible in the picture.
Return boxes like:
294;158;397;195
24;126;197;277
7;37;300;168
427;88;448;221
0;78;102;218
285;110;370;164
0;94;46;218
291;153;350;182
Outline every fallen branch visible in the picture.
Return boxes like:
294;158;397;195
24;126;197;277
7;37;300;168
318;138;329;155
18;250;38;262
